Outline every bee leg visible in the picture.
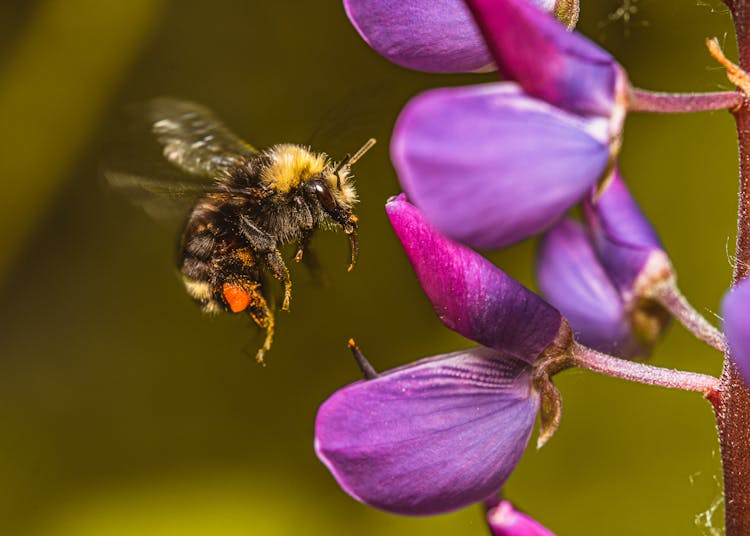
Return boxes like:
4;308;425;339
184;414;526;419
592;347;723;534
294;228;317;264
294;230;324;285
264;248;292;312
294;230;311;263
239;216;276;251
245;288;275;365
294;204;315;262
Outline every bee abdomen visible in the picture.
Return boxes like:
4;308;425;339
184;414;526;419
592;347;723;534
180;254;213;281
183;231;217;260
182;276;223;314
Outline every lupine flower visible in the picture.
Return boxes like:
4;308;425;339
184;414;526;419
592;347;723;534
343;0;577;73
536;172;671;358
388;0;628;249
315;195;571;515
583;172;673;298
722;278;750;386
486;499;556;536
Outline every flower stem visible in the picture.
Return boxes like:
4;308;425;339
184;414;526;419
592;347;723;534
716;2;750;533
569;343;719;395
628;88;743;113
647;281;726;352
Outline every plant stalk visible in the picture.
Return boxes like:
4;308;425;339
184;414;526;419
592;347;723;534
718;2;750;533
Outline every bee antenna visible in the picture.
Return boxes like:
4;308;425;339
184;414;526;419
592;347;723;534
333;139;376;190
333;154;351;190
347;138;377;168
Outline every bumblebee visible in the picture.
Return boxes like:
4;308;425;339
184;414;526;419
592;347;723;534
113;98;375;363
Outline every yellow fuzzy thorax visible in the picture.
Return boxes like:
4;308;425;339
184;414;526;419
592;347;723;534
259;144;357;206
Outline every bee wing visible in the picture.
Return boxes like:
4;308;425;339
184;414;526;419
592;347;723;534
148;97;258;178
306;81;396;155
104;168;209;222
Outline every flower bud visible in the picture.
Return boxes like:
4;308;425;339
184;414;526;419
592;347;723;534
537;173;671;358
583;172;673;297
722;278;750;387
487;500;556;536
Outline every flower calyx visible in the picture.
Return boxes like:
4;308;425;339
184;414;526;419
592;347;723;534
531;320;574;448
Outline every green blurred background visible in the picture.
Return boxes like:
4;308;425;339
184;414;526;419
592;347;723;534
0;0;740;534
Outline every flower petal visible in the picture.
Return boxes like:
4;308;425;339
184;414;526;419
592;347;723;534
464;0;627;119
315;347;539;516
391;83;611;249
583;171;669;294
343;0;493;72
387;194;563;362
536;219;636;357
722;278;750;387
487;500;556;536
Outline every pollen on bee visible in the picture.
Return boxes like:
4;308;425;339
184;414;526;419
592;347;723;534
222;282;252;313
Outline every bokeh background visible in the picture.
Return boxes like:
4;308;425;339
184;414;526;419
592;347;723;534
0;0;741;534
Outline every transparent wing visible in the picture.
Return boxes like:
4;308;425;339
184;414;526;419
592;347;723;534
148;97;258;178
104;168;208;222
307;81;397;156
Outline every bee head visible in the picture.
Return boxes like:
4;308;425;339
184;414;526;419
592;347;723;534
304;175;357;233
305;138;376;232
307;138;375;271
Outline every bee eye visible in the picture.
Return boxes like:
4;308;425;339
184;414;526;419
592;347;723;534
313;181;337;212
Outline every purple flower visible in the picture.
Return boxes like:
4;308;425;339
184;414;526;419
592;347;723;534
486;499;556;536
583;172;672;297
465;0;623;118
536;172;671;358
722;278;750;386
343;0;575;74
389;0;628;249
315;195;570;515
393;83;612;249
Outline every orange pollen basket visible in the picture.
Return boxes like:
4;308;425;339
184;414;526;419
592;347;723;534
222;282;251;313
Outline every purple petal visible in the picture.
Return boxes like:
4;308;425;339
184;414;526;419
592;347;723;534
343;0;492;72
464;0;627;119
343;0;560;73
315;347;539;515
391;83;611;249
387;194;563;363
583;171;669;294
536;219;640;358
722;279;750;387
487;500;556;536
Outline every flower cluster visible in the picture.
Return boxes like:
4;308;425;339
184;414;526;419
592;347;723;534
389;0;627;250
315;0;741;531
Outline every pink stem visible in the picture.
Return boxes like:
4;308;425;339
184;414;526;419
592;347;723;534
629;88;743;113
569;343;720;396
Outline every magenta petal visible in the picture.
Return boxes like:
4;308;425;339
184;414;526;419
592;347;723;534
722;279;750;387
315;347;539;516
536;219;639;357
465;0;626;118
487;500;556;536
583;171;666;293
392;83;611;249
387;194;563;363
343;0;492;72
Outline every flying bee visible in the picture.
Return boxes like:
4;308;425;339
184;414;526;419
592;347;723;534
109;98;375;363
